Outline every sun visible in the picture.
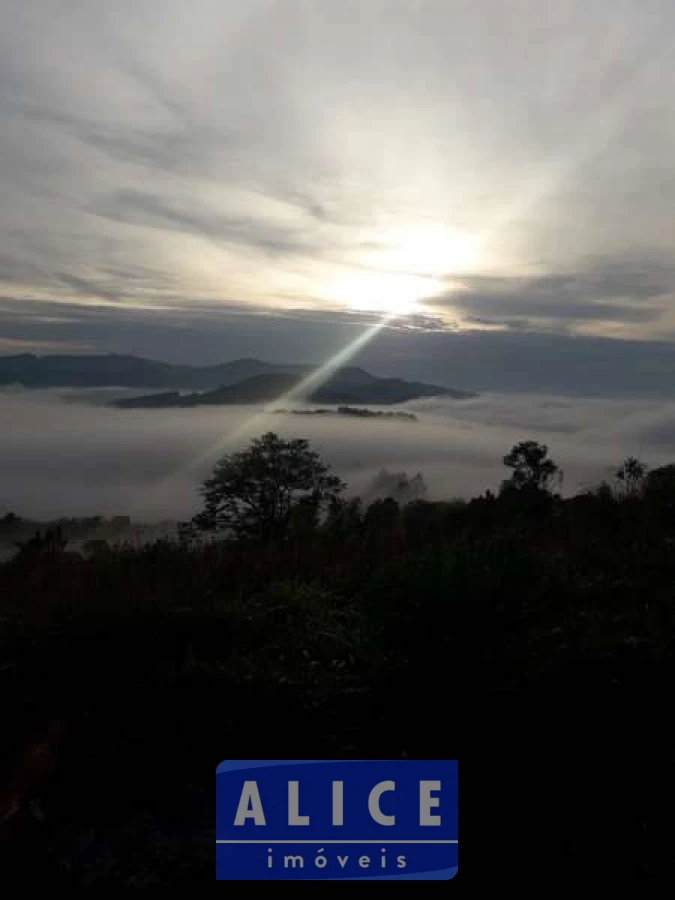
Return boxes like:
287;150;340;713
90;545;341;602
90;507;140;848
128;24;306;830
381;223;479;277
328;269;439;316
323;223;479;317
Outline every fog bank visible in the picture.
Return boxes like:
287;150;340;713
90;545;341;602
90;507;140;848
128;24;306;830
1;387;675;522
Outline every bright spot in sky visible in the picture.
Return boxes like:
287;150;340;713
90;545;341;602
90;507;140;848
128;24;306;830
330;269;440;315
326;223;478;316
379;223;479;277
386;225;475;276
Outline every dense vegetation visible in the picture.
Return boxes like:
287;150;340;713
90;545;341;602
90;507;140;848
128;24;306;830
1;436;675;881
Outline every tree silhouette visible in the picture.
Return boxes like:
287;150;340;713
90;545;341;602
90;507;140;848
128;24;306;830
0;512;20;529
13;526;69;564
501;440;562;494
643;463;675;518
193;432;344;540
364;469;428;505
614;456;648;498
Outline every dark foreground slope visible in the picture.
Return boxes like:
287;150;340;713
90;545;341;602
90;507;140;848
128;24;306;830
2;491;675;882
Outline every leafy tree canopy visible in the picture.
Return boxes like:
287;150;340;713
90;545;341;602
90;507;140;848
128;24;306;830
501;440;562;495
194;432;344;540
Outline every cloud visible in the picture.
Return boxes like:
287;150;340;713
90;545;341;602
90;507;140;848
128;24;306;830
1;0;675;377
4;301;675;398
430;264;674;327
1;388;674;525
55;272;126;304
89;189;320;259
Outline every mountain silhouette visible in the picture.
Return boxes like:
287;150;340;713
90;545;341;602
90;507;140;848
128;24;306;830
0;353;474;403
112;369;474;408
0;353;283;389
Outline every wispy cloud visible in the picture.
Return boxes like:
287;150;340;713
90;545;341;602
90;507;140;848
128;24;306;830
89;189;322;259
430;263;675;328
1;0;675;368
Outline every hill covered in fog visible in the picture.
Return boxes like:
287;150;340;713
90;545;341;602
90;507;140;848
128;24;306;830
111;369;470;408
0;353;474;402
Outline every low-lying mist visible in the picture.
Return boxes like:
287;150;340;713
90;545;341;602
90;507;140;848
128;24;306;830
2;386;675;523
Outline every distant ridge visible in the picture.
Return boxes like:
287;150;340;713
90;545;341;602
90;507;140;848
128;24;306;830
0;353;283;390
0;353;475;403
112;369;474;408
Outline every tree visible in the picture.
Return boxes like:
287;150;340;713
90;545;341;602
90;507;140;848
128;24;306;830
0;512;20;528
364;469;428;505
193;432;345;540
501;440;562;494
363;498;402;546
645;463;675;497
12;526;73;564
643;463;675;513
323;496;363;542
614;456;648;498
82;539;111;559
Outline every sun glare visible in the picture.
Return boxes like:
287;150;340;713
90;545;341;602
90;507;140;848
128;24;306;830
329;269;440;316
380;223;479;277
324;223;480;316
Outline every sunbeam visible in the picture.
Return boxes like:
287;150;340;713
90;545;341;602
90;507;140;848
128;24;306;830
126;315;391;518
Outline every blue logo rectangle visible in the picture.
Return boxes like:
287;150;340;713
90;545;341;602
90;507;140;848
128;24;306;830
216;759;458;880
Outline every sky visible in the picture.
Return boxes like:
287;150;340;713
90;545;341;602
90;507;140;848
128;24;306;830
2;0;675;395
